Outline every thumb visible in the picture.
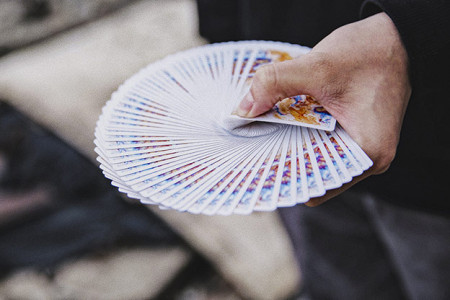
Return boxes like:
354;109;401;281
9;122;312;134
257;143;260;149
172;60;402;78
236;56;316;117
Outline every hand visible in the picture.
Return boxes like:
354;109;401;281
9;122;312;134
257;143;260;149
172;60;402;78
236;13;411;206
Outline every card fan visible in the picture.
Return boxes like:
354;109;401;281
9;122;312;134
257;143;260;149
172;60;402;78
94;41;372;215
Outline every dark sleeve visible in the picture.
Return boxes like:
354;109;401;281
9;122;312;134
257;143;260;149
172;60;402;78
355;1;450;214
360;0;450;93
196;0;240;43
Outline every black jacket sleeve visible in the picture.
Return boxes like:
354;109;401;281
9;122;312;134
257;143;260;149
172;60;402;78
361;0;450;92
357;0;450;214
195;0;450;214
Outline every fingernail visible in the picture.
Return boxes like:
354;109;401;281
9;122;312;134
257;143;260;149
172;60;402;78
236;93;254;117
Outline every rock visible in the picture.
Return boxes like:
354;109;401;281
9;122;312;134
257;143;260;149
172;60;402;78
152;210;301;300
0;0;134;53
0;0;206;159
0;247;191;300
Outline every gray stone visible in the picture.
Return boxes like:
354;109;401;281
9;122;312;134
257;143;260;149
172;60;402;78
152;209;301;300
0;0;206;158
0;247;191;300
0;0;135;52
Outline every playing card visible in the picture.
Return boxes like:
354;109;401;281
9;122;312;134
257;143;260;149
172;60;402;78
316;129;352;184
228;95;336;131
94;40;373;215
187;134;276;214
299;127;325;198
304;127;342;190
276;127;299;207
232;128;289;215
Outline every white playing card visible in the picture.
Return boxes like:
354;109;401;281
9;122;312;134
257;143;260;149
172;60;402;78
94;40;372;215
305;127;342;190
228;95;336;131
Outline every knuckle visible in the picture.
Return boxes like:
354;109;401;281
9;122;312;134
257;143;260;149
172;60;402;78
308;53;344;100
309;53;334;78
254;64;278;91
374;148;396;174
252;64;286;110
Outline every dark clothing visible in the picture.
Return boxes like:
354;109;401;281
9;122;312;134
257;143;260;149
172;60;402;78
197;1;450;298
279;192;450;300
196;0;450;216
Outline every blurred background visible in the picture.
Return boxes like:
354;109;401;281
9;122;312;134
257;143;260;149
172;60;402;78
0;0;301;299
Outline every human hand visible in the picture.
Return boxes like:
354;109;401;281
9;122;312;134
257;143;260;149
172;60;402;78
236;13;411;206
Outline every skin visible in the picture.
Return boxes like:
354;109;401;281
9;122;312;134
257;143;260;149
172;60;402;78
236;12;411;206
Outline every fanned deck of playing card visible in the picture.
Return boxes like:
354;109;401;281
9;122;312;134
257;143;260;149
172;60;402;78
94;41;372;215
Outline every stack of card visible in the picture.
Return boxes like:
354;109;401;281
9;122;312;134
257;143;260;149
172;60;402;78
94;41;372;215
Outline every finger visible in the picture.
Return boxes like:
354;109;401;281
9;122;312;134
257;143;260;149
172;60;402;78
236;54;320;117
